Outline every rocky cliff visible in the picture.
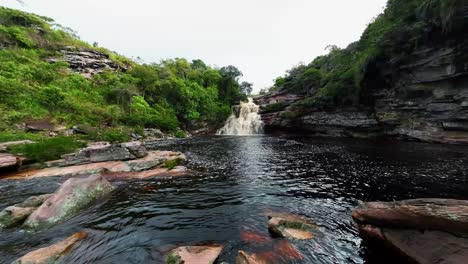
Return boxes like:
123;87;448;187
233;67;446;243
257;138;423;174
256;0;468;144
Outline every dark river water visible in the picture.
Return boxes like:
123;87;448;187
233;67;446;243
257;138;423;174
1;135;468;264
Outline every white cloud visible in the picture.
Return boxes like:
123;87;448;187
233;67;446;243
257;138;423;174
1;0;387;92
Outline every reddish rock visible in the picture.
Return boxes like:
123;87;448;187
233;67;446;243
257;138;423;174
236;241;302;264
353;199;468;264
12;232;87;264
166;244;224;264
23;175;114;230
265;211;316;240
4;151;186;180
0;153;20;170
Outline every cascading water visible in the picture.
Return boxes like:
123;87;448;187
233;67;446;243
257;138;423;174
216;98;264;135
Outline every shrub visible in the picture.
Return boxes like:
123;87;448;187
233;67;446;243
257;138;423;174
100;128;130;143
0;131;43;143
8;136;86;162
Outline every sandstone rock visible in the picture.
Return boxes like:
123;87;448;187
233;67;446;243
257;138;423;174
0;140;35;152
166;244;224;264
236;241;302;264
57;141;147;167
0;153;20;171
5;151;186;180
266;211;316;240
23;175;114;230
353;199;468;264
0;194;51;228
104;166;189;180
12;231;87;264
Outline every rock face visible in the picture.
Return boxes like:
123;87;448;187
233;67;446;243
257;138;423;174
53;141;148;167
46;46;127;78
0;194;50;229
23;175;114;230
353;199;468;263
166;245;224;264
5;151;185;180
256;40;468;144
12;231;87;264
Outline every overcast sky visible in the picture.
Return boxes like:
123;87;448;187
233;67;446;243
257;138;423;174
1;0;387;92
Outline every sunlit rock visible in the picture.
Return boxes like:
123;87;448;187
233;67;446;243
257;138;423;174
12;231;87;264
0;194;50;229
165;244;224;264
0;153;21;171
23;175;113;230
266;211;316;240
236;242;302;264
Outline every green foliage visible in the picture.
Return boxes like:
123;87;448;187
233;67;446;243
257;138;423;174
163;158;184;170
8;136;86;162
261;103;287;114
173;130;187;138
0;132;43;143
271;0;465;111
0;7;250;134
100;128;130;143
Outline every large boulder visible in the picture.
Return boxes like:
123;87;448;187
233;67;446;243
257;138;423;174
5;151;186;180
0;194;50;229
353;199;468;264
56;141;147;167
166;245;224;264
23;175;114;230
12;231;87;264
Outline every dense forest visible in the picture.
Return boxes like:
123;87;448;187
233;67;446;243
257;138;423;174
263;0;466;111
0;7;250;137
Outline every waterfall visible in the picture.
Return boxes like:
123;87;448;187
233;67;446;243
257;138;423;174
216;98;264;135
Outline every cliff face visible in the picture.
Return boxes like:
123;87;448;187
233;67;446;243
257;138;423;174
256;40;468;144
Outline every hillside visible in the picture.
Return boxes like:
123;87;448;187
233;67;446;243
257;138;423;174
0;7;248;138
256;0;468;144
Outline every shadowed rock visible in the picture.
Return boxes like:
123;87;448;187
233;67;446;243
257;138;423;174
353;199;468;264
4;151;186;180
266;211;316;240
165;244;224;264
23;175;113;230
12;231;87;264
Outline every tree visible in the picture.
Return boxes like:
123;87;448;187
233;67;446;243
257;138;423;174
220;65;243;81
240;81;253;95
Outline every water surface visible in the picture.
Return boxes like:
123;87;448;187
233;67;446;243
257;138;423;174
1;136;467;263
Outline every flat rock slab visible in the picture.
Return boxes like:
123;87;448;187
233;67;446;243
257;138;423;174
353;199;468;236
0;140;35;152
266;211;316;240
23;175;114;230
0;153;19;170
359;225;468;264
166;245;224;264
12;231;87;264
55;141;148;167
104;166;189;180
3;151;185;180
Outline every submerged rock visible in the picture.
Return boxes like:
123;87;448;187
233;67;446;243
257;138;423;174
0;194;50;229
353;199;468;263
12;231;87;264
54;141;148;167
236;241;303;264
240;231;271;243
23;175;114;230
266;211;316;240
5;151;186;180
165;245;224;264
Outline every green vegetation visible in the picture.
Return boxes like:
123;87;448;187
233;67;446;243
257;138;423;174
8;136;86;163
0;131;43;143
261;102;287;114
164;158;185;170
0;7;248;135
271;0;465;109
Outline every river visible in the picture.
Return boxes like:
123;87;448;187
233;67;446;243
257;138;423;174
1;136;468;263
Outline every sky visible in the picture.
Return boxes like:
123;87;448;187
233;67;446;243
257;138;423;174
1;0;387;92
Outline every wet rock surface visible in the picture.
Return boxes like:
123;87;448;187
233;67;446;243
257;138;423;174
0;194;50;229
165;245;224;264
23;175;114;230
266;211;316;240
353;199;468;263
12;231;87;264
